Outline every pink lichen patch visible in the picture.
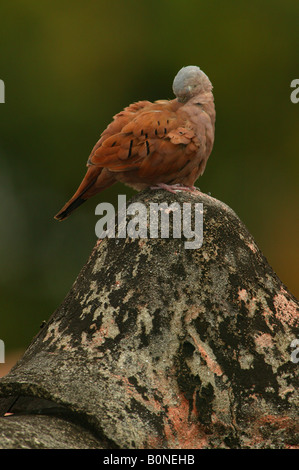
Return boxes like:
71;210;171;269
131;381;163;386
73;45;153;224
184;305;203;323
164;393;208;449
246;242;257;253
273;291;299;328
238;289;248;302
191;334;223;377
254;333;273;350
238;289;259;316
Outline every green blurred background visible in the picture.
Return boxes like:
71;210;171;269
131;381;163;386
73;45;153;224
0;0;298;362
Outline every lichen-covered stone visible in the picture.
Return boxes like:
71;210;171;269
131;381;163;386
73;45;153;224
0;189;298;448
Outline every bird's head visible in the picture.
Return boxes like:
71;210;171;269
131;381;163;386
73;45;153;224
172;65;213;103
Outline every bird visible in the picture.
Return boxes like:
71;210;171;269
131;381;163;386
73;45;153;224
54;65;215;221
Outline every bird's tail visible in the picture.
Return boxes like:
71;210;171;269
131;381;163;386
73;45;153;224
54;176;98;221
54;163;107;221
54;166;117;221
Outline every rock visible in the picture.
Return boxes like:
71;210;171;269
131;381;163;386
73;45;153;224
0;188;298;449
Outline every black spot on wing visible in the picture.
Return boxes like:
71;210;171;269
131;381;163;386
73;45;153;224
128;140;133;158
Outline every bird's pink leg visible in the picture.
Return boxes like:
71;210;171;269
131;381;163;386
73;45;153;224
150;183;198;193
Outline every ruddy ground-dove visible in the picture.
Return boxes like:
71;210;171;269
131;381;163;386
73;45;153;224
54;65;215;220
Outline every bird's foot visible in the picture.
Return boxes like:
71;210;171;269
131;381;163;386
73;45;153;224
150;183;197;193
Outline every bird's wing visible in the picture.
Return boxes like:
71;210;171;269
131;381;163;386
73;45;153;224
87;101;201;173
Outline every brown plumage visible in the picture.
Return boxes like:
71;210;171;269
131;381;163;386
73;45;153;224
54;65;215;221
